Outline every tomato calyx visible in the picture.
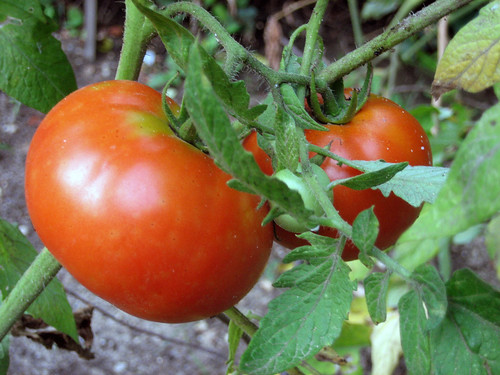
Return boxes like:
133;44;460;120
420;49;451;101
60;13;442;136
308;63;373;125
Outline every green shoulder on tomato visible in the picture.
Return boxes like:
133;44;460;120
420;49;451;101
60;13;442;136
25;80;273;323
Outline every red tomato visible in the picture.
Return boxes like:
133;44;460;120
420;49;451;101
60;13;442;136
25;80;273;323
243;94;432;261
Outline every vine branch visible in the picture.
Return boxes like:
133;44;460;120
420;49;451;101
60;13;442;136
0;248;61;341
316;0;476;86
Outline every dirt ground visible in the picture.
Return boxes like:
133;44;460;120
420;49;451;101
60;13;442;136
1;3;499;375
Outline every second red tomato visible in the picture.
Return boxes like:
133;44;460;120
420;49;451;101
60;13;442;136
244;94;432;260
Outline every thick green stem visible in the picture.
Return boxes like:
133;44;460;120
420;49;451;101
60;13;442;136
300;0;329;75
308;144;367;172
160;0;473;92
297;0;330;103
0;248;61;341
223;306;258;337
115;0;155;80
162;1;309;87
371;247;412;280
317;0;476;86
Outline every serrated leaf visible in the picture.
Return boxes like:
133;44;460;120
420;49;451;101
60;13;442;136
255;93;278;133
429;269;500;375
399;264;448;374
226;179;256;194
281;84;328;131
395;102;500;268
352;208;378;267
352;160;448;207
132;0;264;122
371;311;402;375
282;244;335;264
274;105;300;171
183;44;311;222
240;257;356;374
364;272;390;324
432;1;500;96
411;264;447;330
339;161;408;190
0;0;77;113
0;219;78;342
226;319;243;375
399;289;432;374
282;233;339;263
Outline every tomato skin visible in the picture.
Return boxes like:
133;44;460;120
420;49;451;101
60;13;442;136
25;80;273;323
243;94;432;261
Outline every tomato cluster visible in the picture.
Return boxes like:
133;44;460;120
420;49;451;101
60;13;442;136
25;80;273;323
25;79;431;322
244;93;432;260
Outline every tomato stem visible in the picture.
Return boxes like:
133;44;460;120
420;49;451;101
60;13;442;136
0;248;62;341
307;144;363;172
371;247;412;280
296;0;329;102
223;306;258;337
160;2;310;88
115;0;155;81
317;0;476;85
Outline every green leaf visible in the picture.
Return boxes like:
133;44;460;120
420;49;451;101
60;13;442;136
352;208;378;267
240;253;356;374
401;268;499;375
395;102;500;268
226;319;243;375
0;219;78;342
132;0;265;123
399;265;447;374
0;0;77;113
351;160;448;207
183;43;311;222
411;264;447;330
280;84;328;131
283;233;338;263
338;161;408;190
274;105;299;172
399;289;431;374
429;269;500;375
364;272;390;324
432;0;500;96
0;334;8;375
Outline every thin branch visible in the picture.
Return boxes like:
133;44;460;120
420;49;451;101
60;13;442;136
316;0;476;87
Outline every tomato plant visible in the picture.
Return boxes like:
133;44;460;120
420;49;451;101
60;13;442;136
244;93;432;260
2;0;499;374
24;80;273;323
